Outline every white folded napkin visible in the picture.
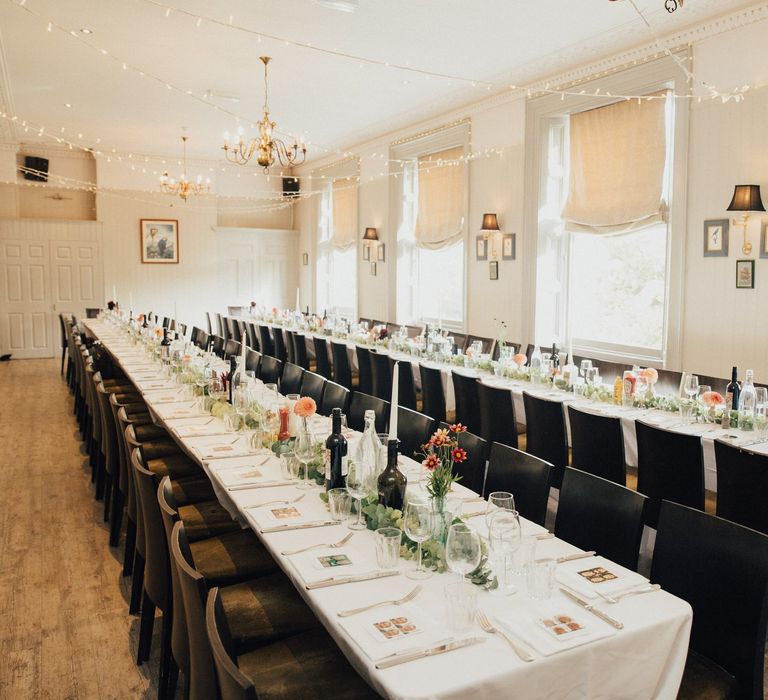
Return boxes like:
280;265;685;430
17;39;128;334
556;555;648;600
286;545;375;584
212;460;282;488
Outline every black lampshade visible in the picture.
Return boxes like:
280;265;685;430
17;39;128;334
481;213;500;231
727;185;766;212
363;227;379;241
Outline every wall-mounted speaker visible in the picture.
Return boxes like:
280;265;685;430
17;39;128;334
23;156;49;182
282;176;300;198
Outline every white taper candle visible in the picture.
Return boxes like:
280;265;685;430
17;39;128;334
388;361;399;440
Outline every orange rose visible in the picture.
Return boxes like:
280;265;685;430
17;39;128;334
514;353;527;366
293;396;317;418
700;391;725;407
639;368;658;383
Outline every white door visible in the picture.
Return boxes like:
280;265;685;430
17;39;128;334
0;239;52;358
50;240;102;339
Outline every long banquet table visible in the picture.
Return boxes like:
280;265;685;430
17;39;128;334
87;319;692;700
246;319;768;492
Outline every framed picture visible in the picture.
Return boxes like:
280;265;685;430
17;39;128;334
363;246;371;262
302;253;309;266
703;219;729;257
489;260;499;280
502;233;516;260
476;235;488;261
370;261;377;277
736;259;755;289
760;221;768;259
377;244;386;262
140;219;178;264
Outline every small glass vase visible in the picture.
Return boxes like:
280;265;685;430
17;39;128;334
431;496;460;546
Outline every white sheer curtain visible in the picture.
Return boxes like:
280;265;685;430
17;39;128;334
331;179;357;249
561;91;668;234
414;146;465;249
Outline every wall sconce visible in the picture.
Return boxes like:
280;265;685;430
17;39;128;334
362;227;378;262
727;185;765;255
480;213;501;259
363;227;379;242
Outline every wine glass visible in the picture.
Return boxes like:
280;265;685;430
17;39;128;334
294;428;316;490
488;509;522;592
345;459;372;531
445;522;482;584
486;491;515;529
404;499;434;580
683;375;699;424
755;388;768;441
580;359;593;378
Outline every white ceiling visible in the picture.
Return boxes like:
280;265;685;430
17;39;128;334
0;0;760;162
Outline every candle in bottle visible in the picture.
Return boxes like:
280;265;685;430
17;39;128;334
388;361;399;440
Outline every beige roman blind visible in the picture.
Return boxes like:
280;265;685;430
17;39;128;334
562;91;669;234
414;146;465;248
331;178;357;249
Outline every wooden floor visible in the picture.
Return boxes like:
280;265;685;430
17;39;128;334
0;357;764;698
0;358;160;699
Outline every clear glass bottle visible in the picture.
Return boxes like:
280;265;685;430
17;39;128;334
738;369;756;431
355;410;383;477
530;345;542;384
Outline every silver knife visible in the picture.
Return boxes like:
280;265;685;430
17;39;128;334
375;637;486;669
306;570;399;590
260;520;338;534
559;588;624;629
556;550;596;564
226;480;294;491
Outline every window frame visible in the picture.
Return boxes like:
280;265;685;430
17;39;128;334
523;53;690;368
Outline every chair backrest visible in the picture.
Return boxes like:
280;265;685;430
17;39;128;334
272;329;288;363
313;337;332;379
226;316;240;341
635;420;704;528
355;346;374;395
330;341;353;390
370;351;392;400
714;439;768;534
419;363;446;424
215;313;225;337
190;326;201;345
450;333;468;353
567;405;626;486
348;392;390;433
320;381;350;415
439;422;488;495
245;323;259;352
521;392;568;488
257;325;274;356
655;368;684;396
245;349;261;375
466;335;493;354
394;406;435;459
651;501;768;699
259;355;283;385
206;587;258;700
284;330;296;364
451;372;480;433
555;467;646;570
170;521;218;700
292;332;309;370
205;311;213;337
299;371;326;406
211;335;226;358
194;330;210;351
485;443;552;526
477;381;518;449
389;357;417;410
224;339;241;360
280;362;305;396
85;307;101;318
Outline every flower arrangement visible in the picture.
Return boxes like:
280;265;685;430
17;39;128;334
513;353;527;367
293;396;317;419
419;424;467;501
700;390;725;408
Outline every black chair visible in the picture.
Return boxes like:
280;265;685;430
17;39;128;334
245;349;261;375
211;335;226;359
292;332;310;370
331;341;355;390
300;372;326;406
420;364;446;424
321;381;350;415
389;357;417;410
225;317;241;343
485;443;552;526
284;330;296;364
355;346;374;395
477;382;518;449
370;351;392;401
450;332;468;353
555;467;646;570
348;392;389;433
394;407;435;459
259;356;282;385
451;371;480;432
215;313;225;338
635;420;704;529
522;393;568;489
313;337;332;379
224;339;241;360
272;329;288;363
465;335;494;354
567;405;626;486
245;322;259;352
205;311;213;337
439;423;488;495
280;362;305;396
652;501;768;700
714;439;768;534
257;325;274;356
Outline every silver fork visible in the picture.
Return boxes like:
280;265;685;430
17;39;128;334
337;585;423;617
597;584;661;604
280;532;354;556
245;494;305;510
476;610;534;662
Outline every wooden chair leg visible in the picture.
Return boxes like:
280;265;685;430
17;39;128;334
109;489;124;547
158;609;174;699
103;475;112;521
137;591;155;665
130;553;144;615
123;518;136;577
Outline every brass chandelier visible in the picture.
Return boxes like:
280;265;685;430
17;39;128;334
222;56;307;172
160;136;210;201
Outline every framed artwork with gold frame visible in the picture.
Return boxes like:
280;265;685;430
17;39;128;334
140;219;179;264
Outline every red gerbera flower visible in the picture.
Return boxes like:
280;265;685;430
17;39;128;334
422;453;441;471
449;423;468;433
451;447;468;463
